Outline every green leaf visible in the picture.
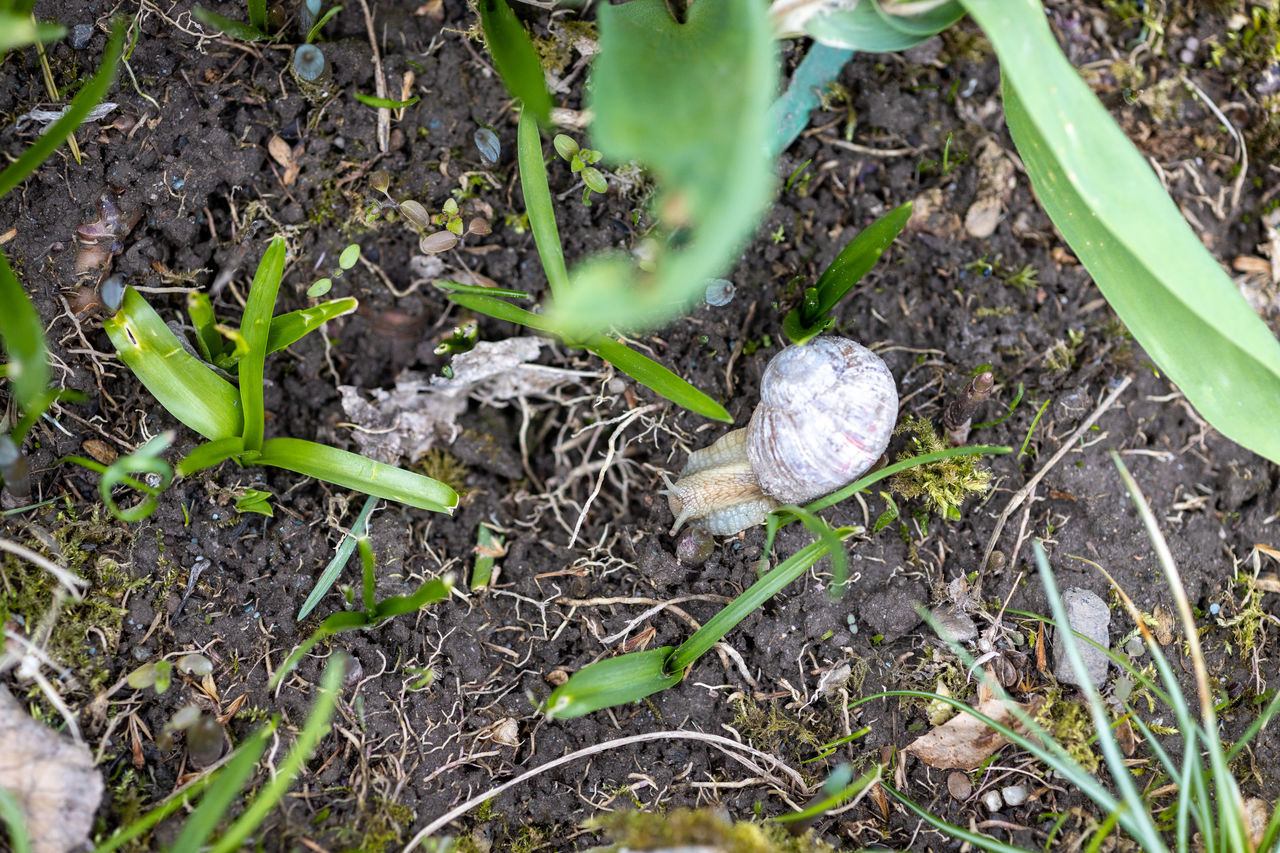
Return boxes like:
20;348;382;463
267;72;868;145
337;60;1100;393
104;287;244;441
186;291;223;363
449;293;731;422
338;243;360;270
583;336;731;423
171;723;275;852
0;22;123;200
305;5;341;43
358;537;376;615
211;657;344;853
98;432;174;522
371;575;452;620
470;524;502;590
306;278;332;298
768;43;854;159
190;7;266;41
803;0;964;51
959;0;1280;465
544;648;680;720
235;488;273;517
0;13;64;59
238;236;286;452
0;252;50;418
477;0;552;125
298;494;378;620
519;110;569;299
246;0;267;33
265;297;357;352
434;280;530;300
176;436;247;477
354;93;420;109
547;0;775;336
254;437;457;513
0;788;31;853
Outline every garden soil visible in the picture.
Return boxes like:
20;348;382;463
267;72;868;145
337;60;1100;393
2;1;1279;850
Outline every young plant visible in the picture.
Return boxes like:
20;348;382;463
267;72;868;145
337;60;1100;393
543;444;1009;718
271;538;453;689
103;236;458;516
552;134;608;205
870;454;1280;852
191;0;270;42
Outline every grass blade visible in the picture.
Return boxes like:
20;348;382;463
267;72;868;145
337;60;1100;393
354;93;420;109
447;293;557;333
190;7;265;41
0;22;123;200
959;0;1280;466
210;656;344;853
271;613;367;689
371;575;453;620
477;0;552;124
246;0;267;33
170;722;275;851
176;437;247;477
0;13;64;59
238;236;286;452
266;297;357;354
543;648;680;720
584;336;731;422
0;789;29;853
298;494;378;620
104;287;244;441
807;444;1009;512
518;109;568;299
669;533;851;673
256;437;457;513
0;251;50;418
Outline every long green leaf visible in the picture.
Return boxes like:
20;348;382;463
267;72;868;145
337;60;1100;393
768;42;855;159
477;0;552;124
210;657;343;853
238;236;286;452
271;614;368;689
958;0;1280;465
0;22;123;200
169;722;276;852
297;494;378;620
803;0;964;50
247;0;267;33
549;0;775;336
176;436;247;477
255;437;457;513
372;575;452;620
104;287;244;441
517;109;569;298
265;297;358;354
450;293;731;421
0;252;49;417
544;648;680;720
0;13;64;59
0;789;29;853
190;7;265;41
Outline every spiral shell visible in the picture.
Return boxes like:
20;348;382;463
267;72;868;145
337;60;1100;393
746;337;897;505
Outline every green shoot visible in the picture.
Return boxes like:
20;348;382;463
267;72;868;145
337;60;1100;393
470;524;504;590
0;788;30;853
552;134;607;205
234;489;273;517
298;494;378;620
304;5;341;42
782;202;912;345
475;0;552;124
190;6;267;41
60;432;175;522
272;536;453;689
354;93;420;110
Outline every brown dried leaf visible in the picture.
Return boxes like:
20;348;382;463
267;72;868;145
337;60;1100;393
267;135;300;186
1152;604;1175;645
906;696;1043;771
0;687;103;853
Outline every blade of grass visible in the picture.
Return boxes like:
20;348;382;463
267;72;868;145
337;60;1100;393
354;93;420;109
0;22;123;200
371;575;452;620
0;13;64;59
881;782;1029;853
238;236;286;452
0;252;50;417
767;42;854;159
434;280;530;300
91;759;229;853
104;287;244;441
265;297;357;353
255;437;457;513
358;537;376;615
477;0;552;124
771;764;880;825
304;5;341;43
246;0;267;33
170;722;276;851
271;613;367;689
210;656;344;853
176;437;247;477
543;647;679;720
808;444;1010;513
517;109;568;298
298;494;378;620
0;789;29;853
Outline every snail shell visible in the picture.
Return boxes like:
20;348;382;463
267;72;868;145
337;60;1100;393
664;337;897;536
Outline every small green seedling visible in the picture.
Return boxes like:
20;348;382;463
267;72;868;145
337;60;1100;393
271;538;454;688
192;0;271;42
781;201;912;345
470;524;505;590
104;236;457;517
307;243;360;297
127;660;173;695
552;134;608;205
234;489;273;517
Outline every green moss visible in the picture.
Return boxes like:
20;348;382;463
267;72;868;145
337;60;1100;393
335;798;415;853
415;448;470;495
1035;692;1100;773
889;416;991;520
731;696;834;766
590;808;837;853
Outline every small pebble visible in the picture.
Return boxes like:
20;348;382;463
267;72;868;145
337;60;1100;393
929;606;977;644
704;278;735;307
946;771;971;801
70;24;94;50
342;654;364;688
1002;784;1028;807
986;550;1008;572
982;789;1003;811
1053;588;1111;689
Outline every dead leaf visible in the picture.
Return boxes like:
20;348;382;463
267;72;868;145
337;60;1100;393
0;687;103;853
266;135;300;186
1152;604;1175;645
906;696;1044;770
964;139;1016;239
81;439;117;465
620;625;656;654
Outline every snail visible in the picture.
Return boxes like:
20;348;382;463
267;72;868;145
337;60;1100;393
664;337;898;536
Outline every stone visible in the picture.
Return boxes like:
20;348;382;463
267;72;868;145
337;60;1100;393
69;24;94;50
928;606;978;644
1053;588;1111;688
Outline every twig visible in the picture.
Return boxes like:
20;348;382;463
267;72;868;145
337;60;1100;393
401;730;808;850
356;0;390;153
979;376;1132;583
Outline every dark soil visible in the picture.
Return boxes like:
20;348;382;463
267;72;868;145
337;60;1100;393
2;1;1279;851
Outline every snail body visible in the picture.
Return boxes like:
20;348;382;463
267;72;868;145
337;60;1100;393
664;337;897;536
